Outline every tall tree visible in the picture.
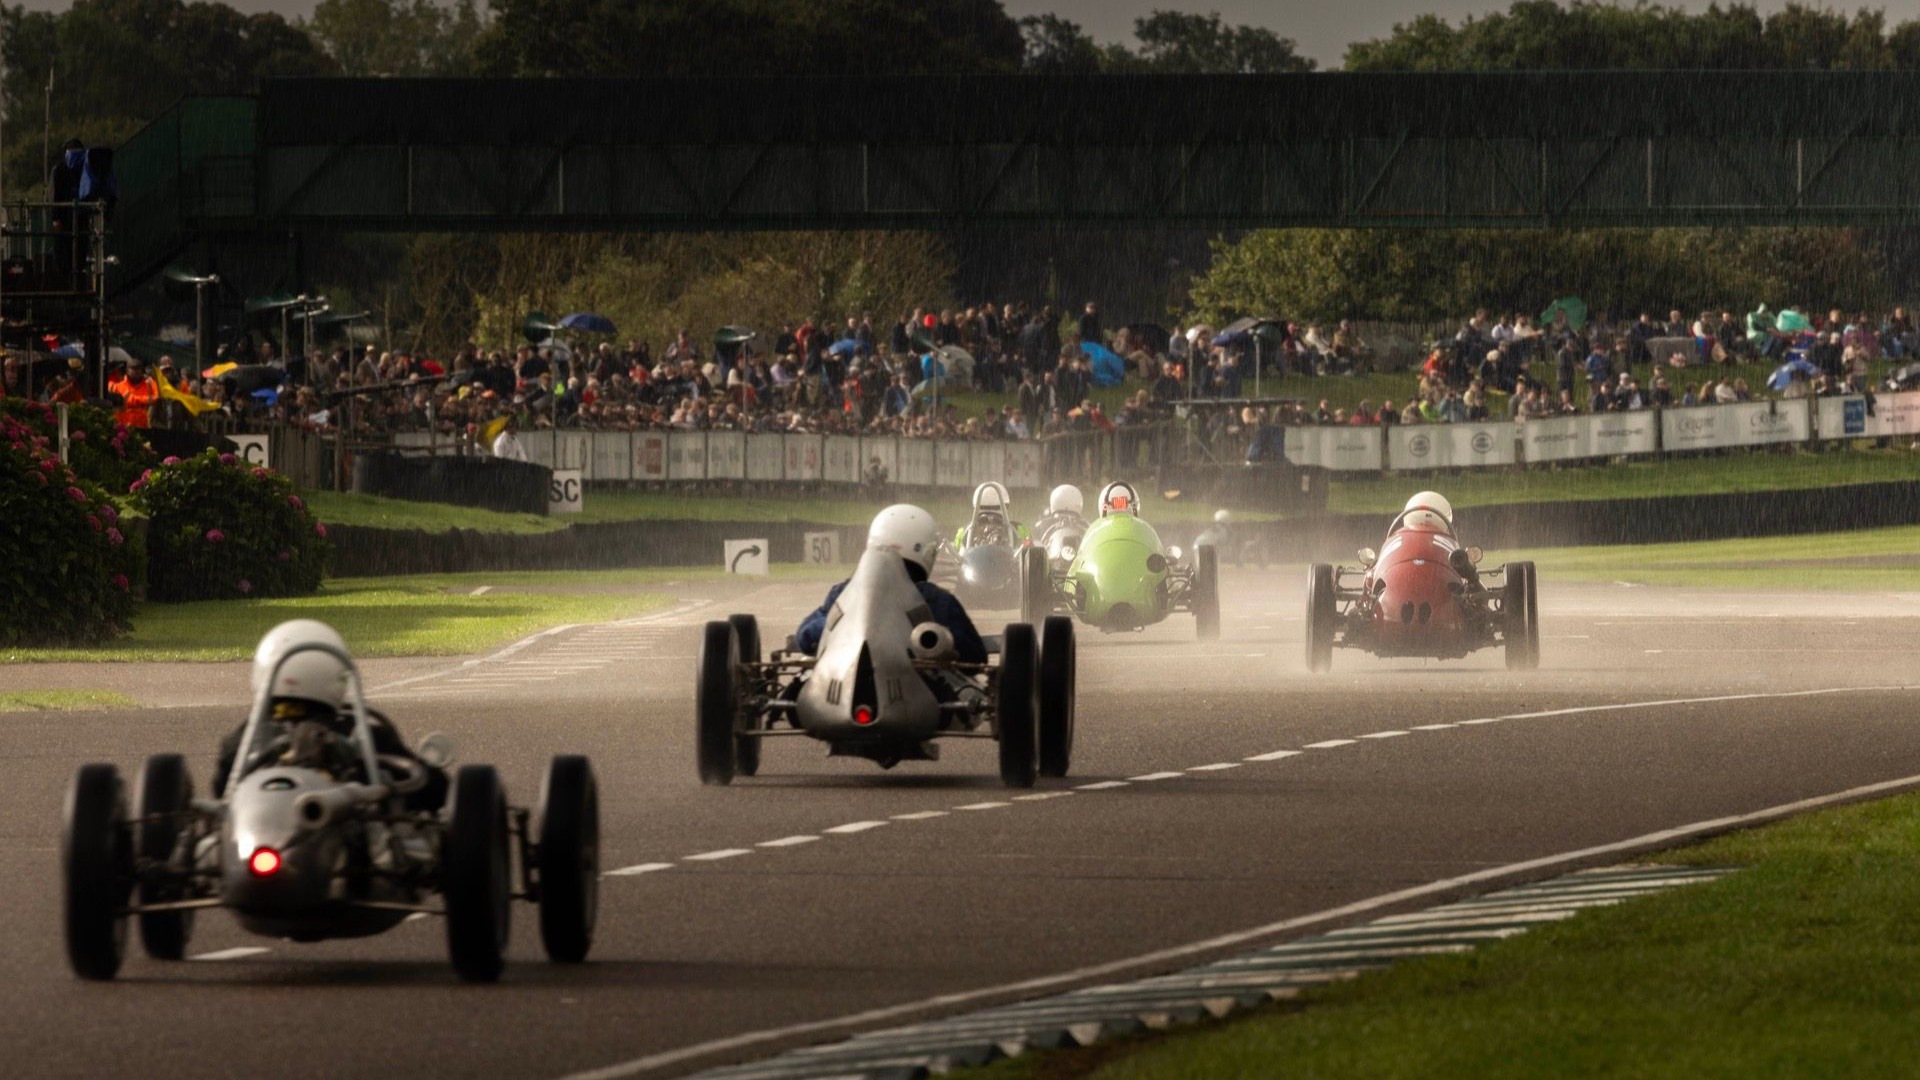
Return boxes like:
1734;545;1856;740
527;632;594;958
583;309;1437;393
1123;11;1315;74
305;0;485;77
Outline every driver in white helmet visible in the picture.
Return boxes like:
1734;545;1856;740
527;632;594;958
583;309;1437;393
213;620;447;809
1099;480;1142;517
796;504;987;663
1032;484;1087;545
954;481;1027;549
1391;490;1479;587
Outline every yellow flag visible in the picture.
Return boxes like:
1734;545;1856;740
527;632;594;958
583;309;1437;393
155;368;221;416
480;414;509;446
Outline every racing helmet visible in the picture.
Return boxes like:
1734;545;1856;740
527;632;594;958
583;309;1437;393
1099;481;1141;518
868;504;942;573
265;646;351;712
1048;484;1084;516
251;619;348;698
1403;490;1454;525
1213;509;1232;524
1401;508;1449;533
972;481;1011;514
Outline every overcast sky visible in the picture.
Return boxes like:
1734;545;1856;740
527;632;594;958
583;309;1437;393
19;0;1920;69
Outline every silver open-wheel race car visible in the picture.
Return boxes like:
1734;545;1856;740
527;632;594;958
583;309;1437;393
62;643;601;983
697;549;1076;788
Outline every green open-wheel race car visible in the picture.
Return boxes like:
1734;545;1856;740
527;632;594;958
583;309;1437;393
1019;481;1220;640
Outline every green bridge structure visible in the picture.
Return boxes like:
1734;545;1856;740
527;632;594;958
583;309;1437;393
109;71;1920;296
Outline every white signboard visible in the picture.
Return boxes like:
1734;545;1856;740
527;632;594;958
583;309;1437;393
859;436;898;485
707;431;746;479
1283;425;1384;472
935;442;972;487
668;430;707;480
1389;422;1514;469
521;430;556;468
630;433;666;480
1522;411;1659;464
823;436;861;484
746;433;784;480
724;538;769;576
1819;391;1920;439
230;434;270;467
784;434;823;481
969;442;1007;490
1662;400;1810;452
1004;442;1042;489
897;440;935;486
802;530;841;565
548;469;583;514
590;431;631;481
557;431;592;473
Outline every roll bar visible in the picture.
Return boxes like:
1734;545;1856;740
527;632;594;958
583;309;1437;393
226;641;380;803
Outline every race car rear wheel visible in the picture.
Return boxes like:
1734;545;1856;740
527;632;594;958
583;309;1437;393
537;755;599;964
135;753;194;961
728;614;764;779
1305;563;1337;673
1038;616;1076;778
64;763;131;981
996;623;1040;789
1020;546;1051;625
445;765;511;983
1504;562;1540;671
1194;545;1222;642
697;621;741;786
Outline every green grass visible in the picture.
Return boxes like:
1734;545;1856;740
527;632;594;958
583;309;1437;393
959;791;1920;1080
305;490;566;534
1510;523;1920;591
0;573;676;663
1329;446;1920;515
0;690;139;712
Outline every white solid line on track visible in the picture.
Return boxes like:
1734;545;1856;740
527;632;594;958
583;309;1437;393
1188;763;1242;772
1304;739;1356;749
1245;750;1302;762
1411;723;1459;731
1458;718;1504;725
605;863;674;877
1076;781;1130;790
954;801;1011;811
189;946;270;962
1359;731;1410;739
824;821;888;834
1128;771;1187;781
892;810;949;820
759;836;820;848
555;769;1920;1080
683;849;751;862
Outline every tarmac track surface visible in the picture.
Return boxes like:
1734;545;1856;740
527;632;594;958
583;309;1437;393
4;567;1919;1080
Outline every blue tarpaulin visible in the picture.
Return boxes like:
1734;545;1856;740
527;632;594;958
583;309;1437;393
1080;342;1126;387
1766;356;1819;391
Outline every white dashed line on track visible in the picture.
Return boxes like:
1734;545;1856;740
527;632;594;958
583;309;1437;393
892;810;949;820
824;821;888;834
1076;781;1130;790
605;863;674;877
1245;750;1302;762
955;801;1011;811
189;947;270;962
1359;731;1410;739
1458;718;1505;726
1187;763;1241;772
1412;723;1459;731
1014;791;1076;801
1304;739;1356;749
759;836;820;848
1128;771;1187;781
684;849;752;862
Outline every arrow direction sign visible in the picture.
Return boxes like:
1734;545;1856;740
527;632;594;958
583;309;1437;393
725;539;769;576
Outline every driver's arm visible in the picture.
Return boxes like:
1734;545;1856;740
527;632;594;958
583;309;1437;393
921;584;989;663
793;581;849;655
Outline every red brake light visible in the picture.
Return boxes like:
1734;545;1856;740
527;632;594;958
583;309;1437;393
852;706;875;726
249;848;282;876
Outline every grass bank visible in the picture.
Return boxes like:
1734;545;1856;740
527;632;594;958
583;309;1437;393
960;790;1920;1080
1511;523;1920;591
0;690;139;712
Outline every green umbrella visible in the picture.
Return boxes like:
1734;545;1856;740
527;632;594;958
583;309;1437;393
1541;296;1587;331
1776;307;1812;334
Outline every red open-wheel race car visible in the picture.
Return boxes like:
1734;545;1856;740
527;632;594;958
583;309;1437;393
1303;494;1539;672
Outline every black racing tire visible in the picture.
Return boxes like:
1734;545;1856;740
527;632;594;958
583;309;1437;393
64;763;131;981
996;623;1040;789
727;615;763;779
1020;546;1051;625
135;754;194;961
1038;616;1076;778
696;621;741;786
1525;562;1542;663
1305;563;1337;673
444;765;511;983
1194;545;1222;642
1505;562;1539;671
536;755;600;964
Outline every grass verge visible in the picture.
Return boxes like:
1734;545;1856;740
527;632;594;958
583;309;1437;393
0;690;140;712
0;572;679;663
958;790;1920;1080
1509;523;1920;591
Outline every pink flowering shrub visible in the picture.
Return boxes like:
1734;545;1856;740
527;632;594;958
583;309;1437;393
0;398;155;493
128;450;328;602
0;414;142;644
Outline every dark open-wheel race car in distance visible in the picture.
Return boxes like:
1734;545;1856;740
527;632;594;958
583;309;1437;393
698;549;1077;788
1304;517;1539;673
62;642;601;983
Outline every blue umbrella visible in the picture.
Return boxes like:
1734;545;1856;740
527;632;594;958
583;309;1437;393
1080;342;1126;387
1766;356;1818;392
559;312;617;335
828;338;863;357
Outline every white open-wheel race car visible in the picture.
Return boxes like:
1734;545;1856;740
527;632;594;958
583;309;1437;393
697;549;1077;788
62;643;602;983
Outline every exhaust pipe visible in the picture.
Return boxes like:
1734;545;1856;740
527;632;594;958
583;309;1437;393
293;782;392;831
909;621;956;660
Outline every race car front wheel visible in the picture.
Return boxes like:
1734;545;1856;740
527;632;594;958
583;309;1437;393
537;755;600;964
64;763;131;981
697;621;742;785
1194;545;1222;642
1306;563;1337;673
996;623;1040;789
728;614;764;779
1020;546;1051;625
445;765;511;983
1038;616;1076;778
1504;562;1540;671
135;754;194;960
